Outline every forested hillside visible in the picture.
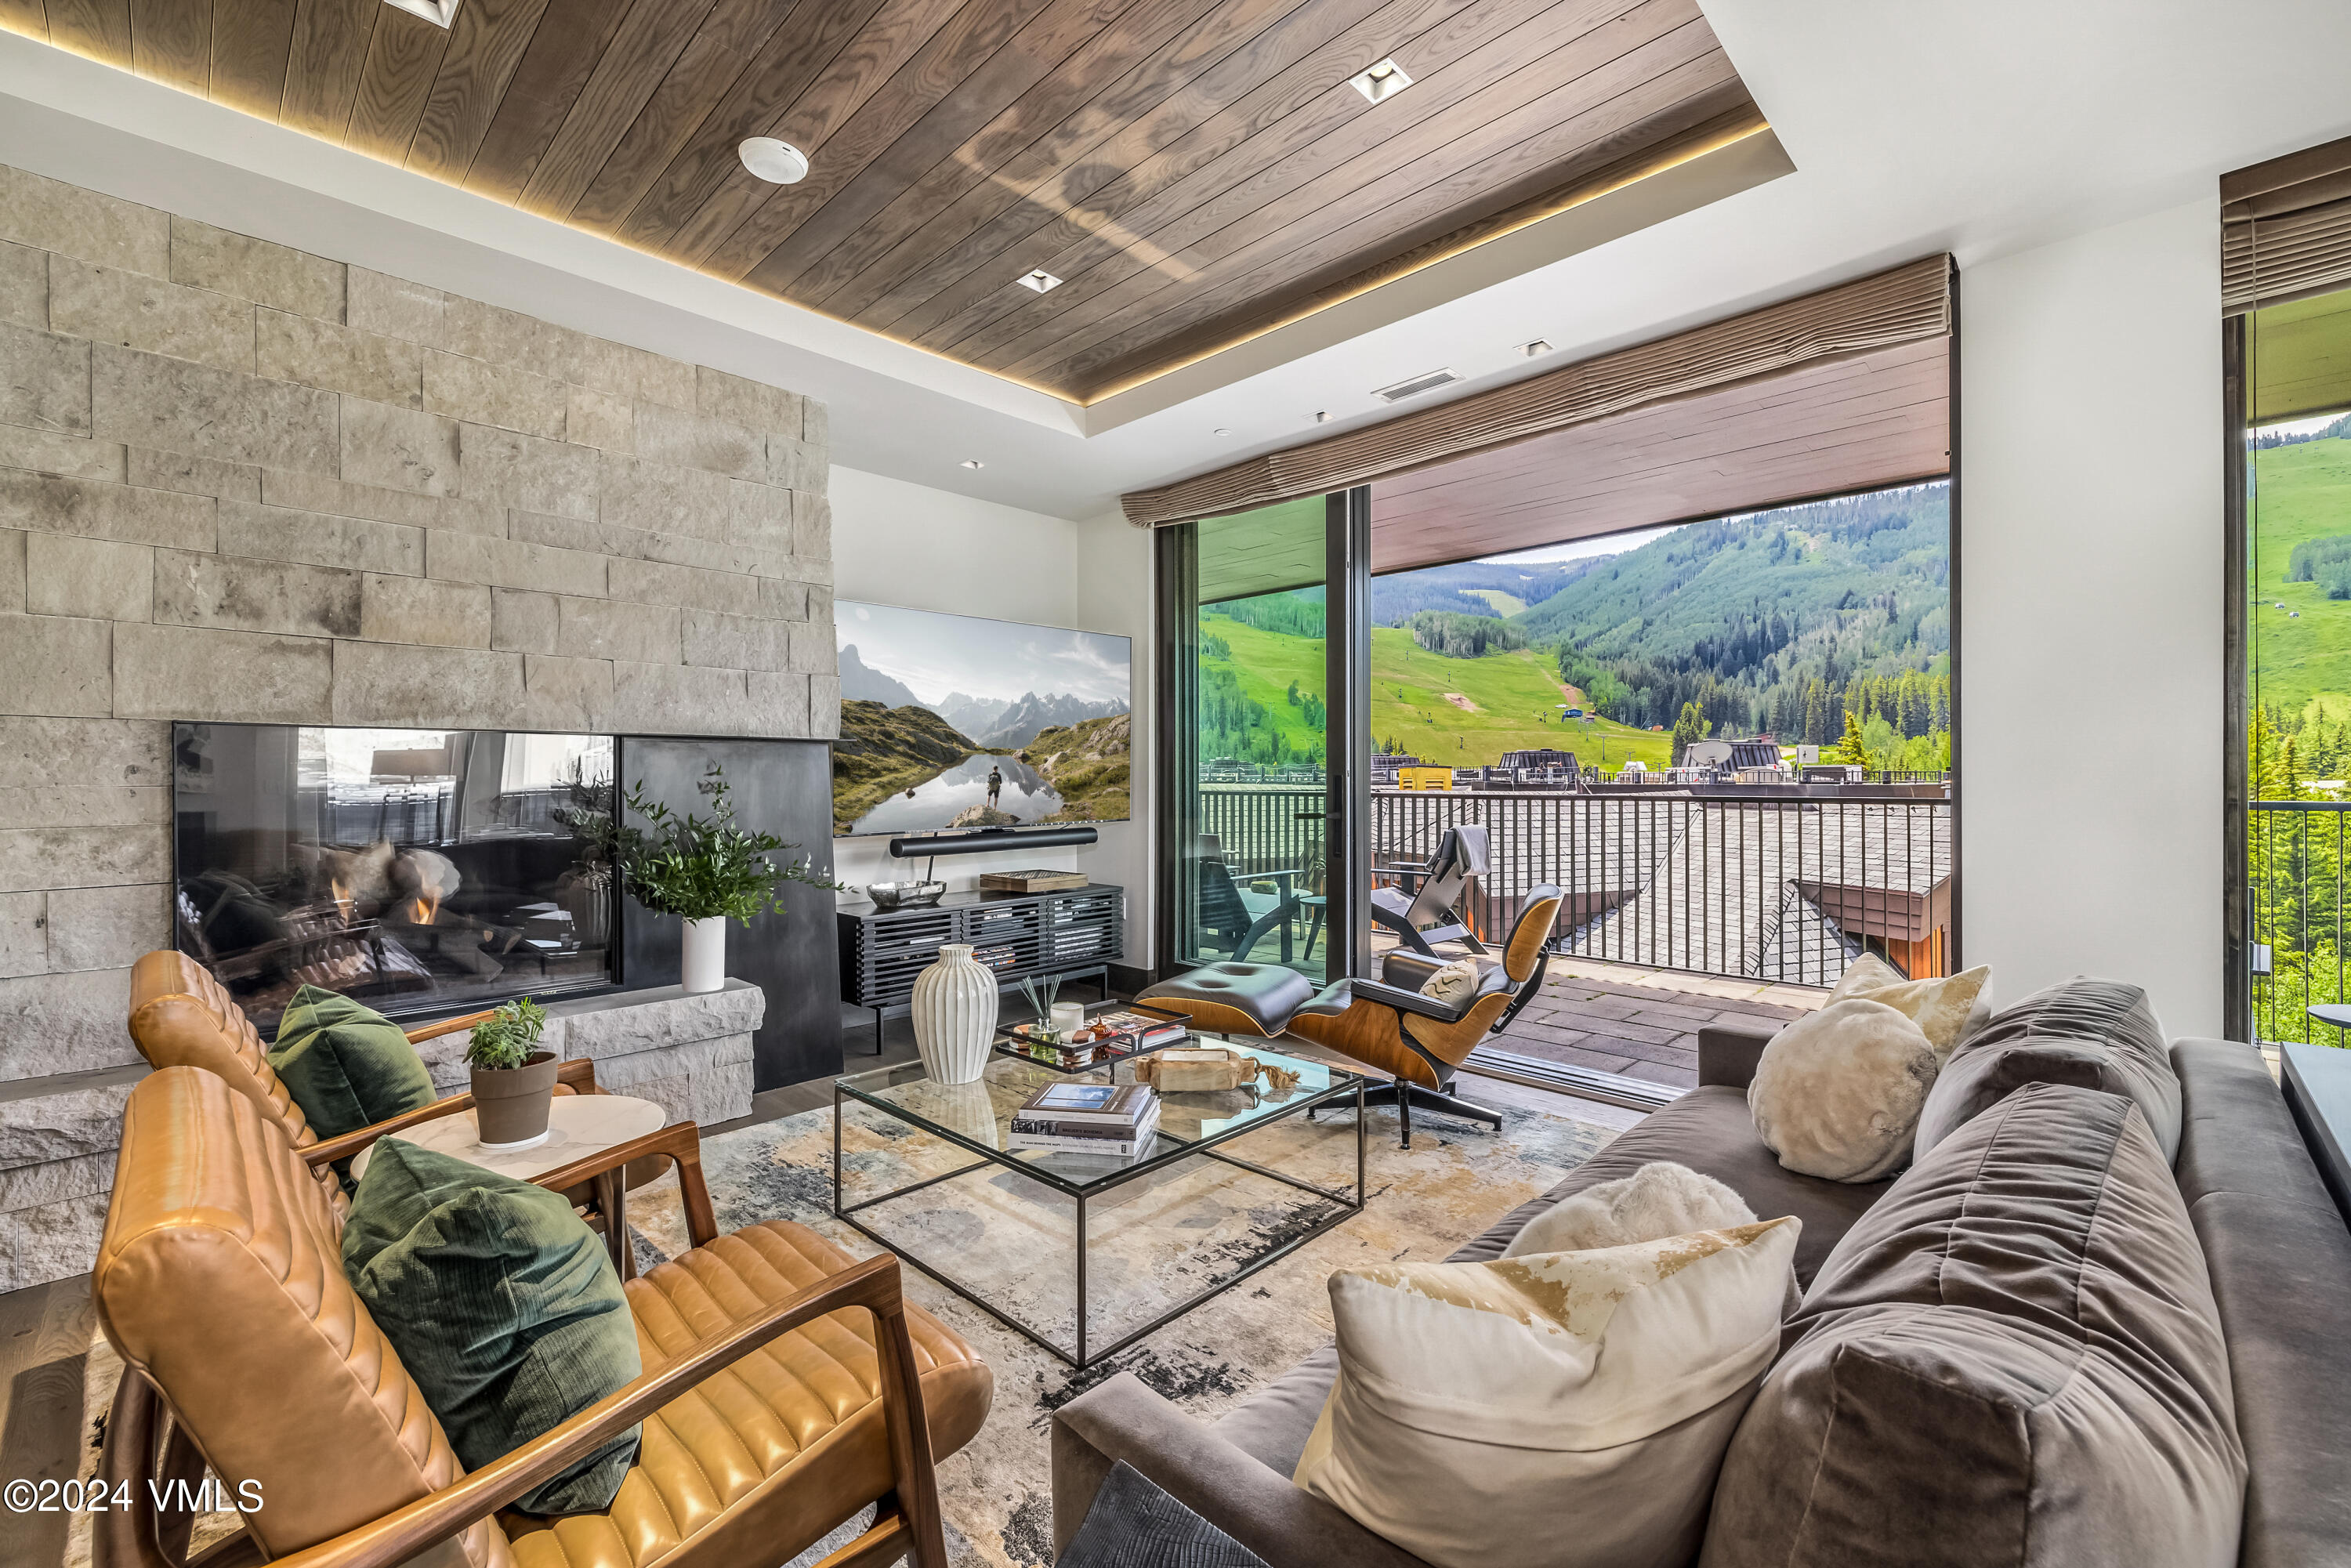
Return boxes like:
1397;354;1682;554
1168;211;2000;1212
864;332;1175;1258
1369;558;1606;624
1516;483;1951;750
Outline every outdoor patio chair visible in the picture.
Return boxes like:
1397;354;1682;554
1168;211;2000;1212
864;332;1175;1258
1370;824;1491;958
1191;837;1303;963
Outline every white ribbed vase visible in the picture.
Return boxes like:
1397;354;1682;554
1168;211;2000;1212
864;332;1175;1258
911;943;998;1084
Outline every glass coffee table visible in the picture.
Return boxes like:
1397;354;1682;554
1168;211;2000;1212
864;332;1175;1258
833;1042;1365;1367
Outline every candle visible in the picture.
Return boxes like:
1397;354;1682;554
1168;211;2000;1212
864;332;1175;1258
1051;1002;1086;1037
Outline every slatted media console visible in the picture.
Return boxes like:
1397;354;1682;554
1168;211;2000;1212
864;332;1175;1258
839;885;1125;1052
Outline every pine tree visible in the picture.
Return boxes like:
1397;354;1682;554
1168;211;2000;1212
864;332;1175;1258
1671;701;1706;765
1832;708;1869;766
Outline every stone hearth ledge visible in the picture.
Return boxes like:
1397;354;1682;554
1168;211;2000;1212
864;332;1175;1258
415;979;763;1128
0;980;764;1291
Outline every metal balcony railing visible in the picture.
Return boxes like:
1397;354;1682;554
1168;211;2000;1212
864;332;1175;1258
1195;783;1954;985
2250;800;2351;1045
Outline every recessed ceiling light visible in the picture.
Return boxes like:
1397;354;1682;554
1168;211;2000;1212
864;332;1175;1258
738;137;810;184
1017;270;1063;294
1313;411;1332;423
1213;428;1233;437
1372;368;1459;403
1517;339;1553;358
382;0;460;24
1349;59;1411;104
961;459;984;469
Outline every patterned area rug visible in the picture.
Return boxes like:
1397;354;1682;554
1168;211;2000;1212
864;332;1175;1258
636;1095;1613;1567
68;1094;1611;1568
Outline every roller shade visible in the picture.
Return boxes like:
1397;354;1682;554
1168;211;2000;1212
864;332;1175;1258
2223;133;2351;315
1121;254;1953;527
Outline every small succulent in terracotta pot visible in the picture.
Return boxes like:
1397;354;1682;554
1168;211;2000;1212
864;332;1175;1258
466;996;555;1147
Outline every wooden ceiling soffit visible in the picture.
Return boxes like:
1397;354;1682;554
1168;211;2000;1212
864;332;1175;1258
1367;335;1951;574
0;0;1771;404
1124;252;1955;527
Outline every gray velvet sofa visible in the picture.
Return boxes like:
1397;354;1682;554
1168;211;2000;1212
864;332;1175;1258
1051;1007;2351;1567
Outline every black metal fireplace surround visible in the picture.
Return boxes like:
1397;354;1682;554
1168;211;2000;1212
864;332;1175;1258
172;724;844;1090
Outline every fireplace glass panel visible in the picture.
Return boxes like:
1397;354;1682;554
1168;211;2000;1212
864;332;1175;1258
173;723;618;1029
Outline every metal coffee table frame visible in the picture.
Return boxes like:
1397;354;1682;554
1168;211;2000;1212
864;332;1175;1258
832;1060;1367;1369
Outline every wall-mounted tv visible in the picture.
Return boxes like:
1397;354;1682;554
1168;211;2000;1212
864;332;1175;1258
834;601;1132;837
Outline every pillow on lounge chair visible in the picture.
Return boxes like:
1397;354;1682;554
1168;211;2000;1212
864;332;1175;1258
343;1138;641;1515
1294;1214;1800;1568
268;984;437;1139
1418;958;1483;1005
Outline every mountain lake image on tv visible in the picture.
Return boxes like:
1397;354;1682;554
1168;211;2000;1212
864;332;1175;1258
835;601;1132;836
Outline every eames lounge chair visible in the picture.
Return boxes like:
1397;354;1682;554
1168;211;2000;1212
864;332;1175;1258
1286;885;1565;1147
1370;824;1491;958
93;1065;990;1568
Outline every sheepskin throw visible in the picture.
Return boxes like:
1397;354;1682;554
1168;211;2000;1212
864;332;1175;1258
1749;998;1940;1182
1502;1161;1755;1257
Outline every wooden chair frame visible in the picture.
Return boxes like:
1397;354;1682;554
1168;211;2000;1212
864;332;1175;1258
96;1121;948;1568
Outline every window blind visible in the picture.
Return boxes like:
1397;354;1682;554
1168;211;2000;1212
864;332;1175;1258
1120;254;1954;528
2223;132;2351;315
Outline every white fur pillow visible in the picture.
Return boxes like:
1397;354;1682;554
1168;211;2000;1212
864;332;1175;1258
1828;957;1992;1053
1418;958;1482;1005
1749;998;1940;1182
1502;1161;1754;1257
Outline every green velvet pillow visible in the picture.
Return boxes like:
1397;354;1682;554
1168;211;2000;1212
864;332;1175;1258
343;1139;642;1515
268;985;437;1139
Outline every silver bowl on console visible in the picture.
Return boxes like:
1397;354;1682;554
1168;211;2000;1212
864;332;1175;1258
865;880;947;911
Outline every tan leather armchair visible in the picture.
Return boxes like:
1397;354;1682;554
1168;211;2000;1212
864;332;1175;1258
94;1066;991;1568
125;952;646;1253
1287;886;1565;1146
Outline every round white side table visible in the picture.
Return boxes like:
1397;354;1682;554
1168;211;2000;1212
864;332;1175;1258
351;1094;667;1275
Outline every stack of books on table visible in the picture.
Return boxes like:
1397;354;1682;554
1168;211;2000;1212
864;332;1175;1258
1007;1081;1159;1158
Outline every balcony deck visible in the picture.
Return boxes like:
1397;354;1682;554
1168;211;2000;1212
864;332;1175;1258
1475;954;1826;1092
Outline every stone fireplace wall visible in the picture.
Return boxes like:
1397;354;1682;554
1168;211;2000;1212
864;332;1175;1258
0;161;835;1286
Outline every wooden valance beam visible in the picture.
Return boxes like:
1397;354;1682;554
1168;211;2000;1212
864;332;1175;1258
1120;254;1954;527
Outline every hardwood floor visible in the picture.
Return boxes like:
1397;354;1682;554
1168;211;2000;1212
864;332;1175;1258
0;1275;97;1568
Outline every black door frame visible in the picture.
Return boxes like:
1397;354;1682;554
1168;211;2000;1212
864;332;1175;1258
1151;490;1374;982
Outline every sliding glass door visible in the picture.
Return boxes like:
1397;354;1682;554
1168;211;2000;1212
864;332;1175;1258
1159;495;1365;982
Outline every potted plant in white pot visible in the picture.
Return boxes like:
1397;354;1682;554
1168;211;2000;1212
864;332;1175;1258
467;996;555;1148
621;763;842;993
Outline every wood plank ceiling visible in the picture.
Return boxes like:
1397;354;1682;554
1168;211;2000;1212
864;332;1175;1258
1370;336;1953;572
2;0;1762;403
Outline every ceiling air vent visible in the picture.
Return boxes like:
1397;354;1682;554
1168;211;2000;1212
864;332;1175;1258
1372;368;1460;403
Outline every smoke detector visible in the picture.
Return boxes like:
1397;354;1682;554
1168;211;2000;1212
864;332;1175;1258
382;0;461;25
738;138;810;184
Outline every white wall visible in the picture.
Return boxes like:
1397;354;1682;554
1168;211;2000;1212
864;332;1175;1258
1958;197;2223;1036
828;465;1156;963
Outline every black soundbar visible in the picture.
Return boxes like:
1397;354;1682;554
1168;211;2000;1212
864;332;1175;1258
887;825;1099;857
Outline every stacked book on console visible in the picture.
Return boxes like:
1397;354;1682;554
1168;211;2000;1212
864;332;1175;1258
1008;1081;1160;1157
